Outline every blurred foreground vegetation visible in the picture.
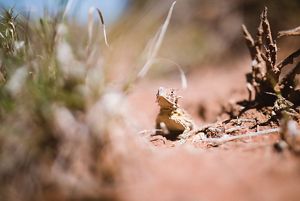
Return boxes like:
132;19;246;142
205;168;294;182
0;1;300;200
0;7;125;201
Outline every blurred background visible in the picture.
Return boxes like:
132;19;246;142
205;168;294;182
1;1;300;201
1;0;300;73
0;0;128;24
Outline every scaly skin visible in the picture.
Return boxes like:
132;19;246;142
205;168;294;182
155;87;195;139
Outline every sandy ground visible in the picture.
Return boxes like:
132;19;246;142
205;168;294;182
119;57;300;201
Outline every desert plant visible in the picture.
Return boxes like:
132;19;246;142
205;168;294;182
0;8;18;54
242;7;300;106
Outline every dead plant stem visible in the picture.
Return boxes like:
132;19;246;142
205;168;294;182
201;128;280;145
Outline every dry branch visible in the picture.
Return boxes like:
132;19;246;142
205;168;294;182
278;26;300;38
256;20;263;50
242;6;300;104
200;128;280;145
242;25;256;60
261;7;278;72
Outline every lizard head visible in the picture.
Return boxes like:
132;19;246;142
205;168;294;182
156;87;180;109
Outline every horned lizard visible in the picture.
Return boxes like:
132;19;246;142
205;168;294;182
155;87;195;140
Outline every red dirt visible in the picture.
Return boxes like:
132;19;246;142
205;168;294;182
121;57;300;201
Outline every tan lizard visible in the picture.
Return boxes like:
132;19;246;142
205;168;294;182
155;87;195;140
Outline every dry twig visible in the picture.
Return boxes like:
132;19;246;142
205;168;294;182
261;7;277;71
242;25;256;60
200;128;279;145
278;26;300;38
